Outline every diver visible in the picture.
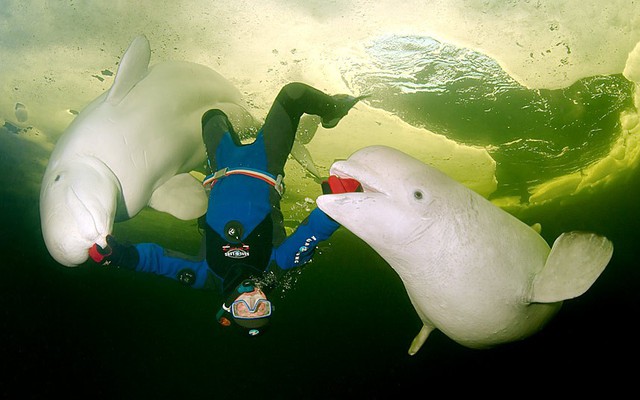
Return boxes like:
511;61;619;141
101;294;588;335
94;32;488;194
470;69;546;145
88;82;364;336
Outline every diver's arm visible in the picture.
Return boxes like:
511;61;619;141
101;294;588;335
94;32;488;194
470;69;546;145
271;176;360;270
271;207;340;270
134;243;212;289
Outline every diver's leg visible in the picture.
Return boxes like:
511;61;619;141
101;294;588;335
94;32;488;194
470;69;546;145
201;109;242;173
261;82;360;177
261;83;361;246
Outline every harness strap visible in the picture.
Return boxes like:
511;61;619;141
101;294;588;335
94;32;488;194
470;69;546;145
203;167;284;196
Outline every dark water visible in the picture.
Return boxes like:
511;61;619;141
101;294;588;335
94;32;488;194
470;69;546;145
2;35;640;398
1;157;639;398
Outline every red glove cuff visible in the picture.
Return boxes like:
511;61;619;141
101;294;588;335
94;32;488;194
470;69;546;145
88;243;112;263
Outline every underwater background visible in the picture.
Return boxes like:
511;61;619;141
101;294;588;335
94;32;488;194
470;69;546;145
2;1;640;398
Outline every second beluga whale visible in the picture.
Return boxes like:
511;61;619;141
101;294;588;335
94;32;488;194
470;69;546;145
316;145;614;354
39;35;254;267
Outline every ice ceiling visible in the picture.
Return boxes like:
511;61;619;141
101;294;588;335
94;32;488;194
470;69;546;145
2;0;640;211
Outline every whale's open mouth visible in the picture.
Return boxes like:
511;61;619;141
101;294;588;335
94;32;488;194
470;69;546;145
329;162;385;196
321;175;363;194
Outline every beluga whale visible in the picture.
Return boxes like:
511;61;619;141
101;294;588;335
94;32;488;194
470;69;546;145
39;35;262;267
316;145;614;354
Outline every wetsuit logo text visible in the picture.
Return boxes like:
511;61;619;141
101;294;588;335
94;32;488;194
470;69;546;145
222;244;250;259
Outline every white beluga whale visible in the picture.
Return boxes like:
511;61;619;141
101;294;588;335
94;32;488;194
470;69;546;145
316;145;614;354
39;35;264;267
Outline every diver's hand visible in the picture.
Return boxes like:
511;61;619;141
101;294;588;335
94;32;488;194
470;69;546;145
89;238;113;264
88;235;138;269
321;175;362;194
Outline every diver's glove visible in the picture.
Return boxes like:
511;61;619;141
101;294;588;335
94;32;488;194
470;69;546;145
321;175;363;194
321;94;369;129
88;235;139;270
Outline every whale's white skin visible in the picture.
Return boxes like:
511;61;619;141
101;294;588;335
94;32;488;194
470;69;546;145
316;145;613;354
39;35;260;267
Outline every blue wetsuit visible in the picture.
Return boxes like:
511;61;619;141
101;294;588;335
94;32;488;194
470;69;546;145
129;83;343;296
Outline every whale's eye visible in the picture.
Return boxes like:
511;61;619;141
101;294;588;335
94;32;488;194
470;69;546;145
414;190;423;200
55;174;61;182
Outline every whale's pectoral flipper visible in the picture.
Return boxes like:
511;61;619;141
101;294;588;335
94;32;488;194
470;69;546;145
408;323;435;356
106;35;151;105
529;231;614;303
530;222;542;234
148;173;208;220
